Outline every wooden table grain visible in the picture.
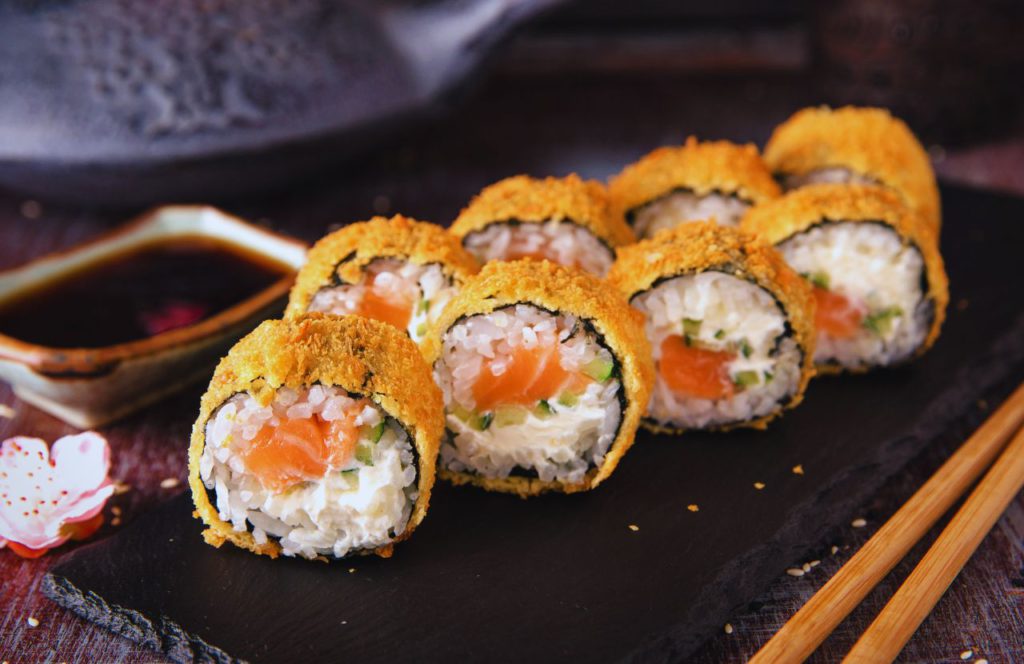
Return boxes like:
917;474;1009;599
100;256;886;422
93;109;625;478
1;71;1022;663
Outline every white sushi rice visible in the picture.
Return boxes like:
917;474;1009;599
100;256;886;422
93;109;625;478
781;167;878;191
433;305;622;484
631;190;750;239
461;220;615;276
199;386;418;559
632;271;803;429
307;258;455;343
777;222;930;369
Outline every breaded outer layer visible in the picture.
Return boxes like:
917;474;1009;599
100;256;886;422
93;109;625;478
764;106;940;233
607;221;817;434
422;259;654;497
740;183;948;362
286;214;480;318
449;174;635;248
607;137;781;220
188;314;445;559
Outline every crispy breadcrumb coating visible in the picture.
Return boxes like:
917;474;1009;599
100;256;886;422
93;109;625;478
422;259;654;497
189;314;444;559
608;221;817;433
286;214;479;319
608;137;781;222
450;174;635;249
764;105;940;233
741;183;948;366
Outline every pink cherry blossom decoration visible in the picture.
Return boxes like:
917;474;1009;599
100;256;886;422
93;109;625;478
0;432;114;558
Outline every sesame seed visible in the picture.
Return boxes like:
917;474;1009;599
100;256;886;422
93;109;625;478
753;482;765;490
802;563;811;572
113;481;132;495
628;524;640;531
852;518;867;528
786;568;805;577
792;464;804;475
341;620;348;625
724;623;734;635
976;659;988;664
809;560;821;567
686;504;699;512
0;404;15;419
27;616;39;627
831;545;839;555
160;477;180;489
960;650;973;660
111;506;121;516
348;568;356;573
111;517;121;526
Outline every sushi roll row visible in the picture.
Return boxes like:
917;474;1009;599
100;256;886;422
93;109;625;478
188;104;949;562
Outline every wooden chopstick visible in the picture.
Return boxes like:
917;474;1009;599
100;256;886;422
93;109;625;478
843;422;1024;662
749;382;1024;664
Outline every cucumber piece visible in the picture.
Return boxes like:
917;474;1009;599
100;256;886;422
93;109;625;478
418;299;430;314
451;404;473;423
803;271;831;290
583;357;614;382
739;339;753;358
369;421;385;443
494;405;528;427
732;370;759;388
355;442;374;466
471;412;493;432
682;318;702;337
763;370;774;384
714;329;725;340
535;400;553;417
415;322;428;337
557;392;579;408
863;306;903;335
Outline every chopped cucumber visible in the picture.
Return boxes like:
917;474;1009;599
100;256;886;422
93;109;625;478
683;318;702;337
355;442;374;466
740;339;753;358
451;404;473;423
340;469;359;476
535;400;553;417
415;322;428;337
863;306;903;335
494;405;528;427
471;412;493;432
583;357;615;382
418;299;430;314
557;392;579;408
732;370;760;388
803;271;831;290
368;421;385;443
763;370;774;384
714;329;725;340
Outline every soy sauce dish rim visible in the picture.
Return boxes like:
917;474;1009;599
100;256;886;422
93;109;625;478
0;205;307;377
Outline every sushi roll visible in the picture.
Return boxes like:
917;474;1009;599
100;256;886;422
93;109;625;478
608;222;816;433
608;137;781;240
286;215;479;345
189;314;444;560
741;183;948;372
423;260;654;497
449;174;634;277
764;106;941;234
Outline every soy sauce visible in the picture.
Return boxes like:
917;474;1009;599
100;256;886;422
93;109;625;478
0;236;292;348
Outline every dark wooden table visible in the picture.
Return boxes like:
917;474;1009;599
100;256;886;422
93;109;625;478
2;70;1022;662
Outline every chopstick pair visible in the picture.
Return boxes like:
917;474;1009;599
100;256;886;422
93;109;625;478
750;382;1024;664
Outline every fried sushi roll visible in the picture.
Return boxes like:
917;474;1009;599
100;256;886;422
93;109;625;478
608;137;781;240
764;106;940;234
422;260;653;497
449;174;634;277
286;215;479;345
189;314;444;560
609;222;816;433
741;184;948;372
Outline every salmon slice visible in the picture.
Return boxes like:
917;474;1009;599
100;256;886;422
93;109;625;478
472;342;572;411
813;286;864;339
242;404;365;492
659;335;735;400
357;265;416;330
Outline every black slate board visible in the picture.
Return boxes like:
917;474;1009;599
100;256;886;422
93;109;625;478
45;186;1024;663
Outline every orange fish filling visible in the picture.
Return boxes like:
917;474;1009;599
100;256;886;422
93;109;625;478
659;335;736;400
813;286;864;340
241;401;365;492
355;264;418;331
472;341;587;412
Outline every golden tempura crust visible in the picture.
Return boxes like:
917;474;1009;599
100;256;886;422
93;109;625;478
740;183;948;368
422;260;654;497
188;314;444;560
286;214;480;319
449;174;635;249
607;221;817;434
607;136;781;221
764;106;940;233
